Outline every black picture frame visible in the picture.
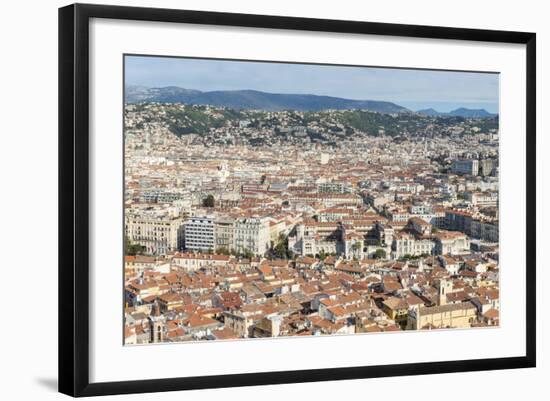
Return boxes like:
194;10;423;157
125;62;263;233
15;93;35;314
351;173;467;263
59;3;536;397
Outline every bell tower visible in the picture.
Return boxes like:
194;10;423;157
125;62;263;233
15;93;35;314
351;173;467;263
149;300;165;343
437;278;452;306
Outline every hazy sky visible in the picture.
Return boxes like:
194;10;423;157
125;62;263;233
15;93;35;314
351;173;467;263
125;55;499;113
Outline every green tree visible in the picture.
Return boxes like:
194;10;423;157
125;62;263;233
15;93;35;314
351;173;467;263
241;249;254;260
125;235;146;256
202;194;215;207
272;233;291;259
216;247;231;255
374;249;387;259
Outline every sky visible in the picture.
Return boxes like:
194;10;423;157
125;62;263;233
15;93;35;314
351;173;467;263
125;55;499;113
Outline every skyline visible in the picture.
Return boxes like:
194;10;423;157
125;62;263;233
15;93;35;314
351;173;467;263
125;55;500;113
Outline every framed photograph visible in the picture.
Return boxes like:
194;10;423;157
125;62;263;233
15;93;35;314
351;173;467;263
58;3;536;397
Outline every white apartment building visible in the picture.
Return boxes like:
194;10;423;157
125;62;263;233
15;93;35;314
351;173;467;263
184;216;215;252
464;191;498;207
392;232;435;258
433;231;471;255
289;222;339;257
233;217;270;256
317;181;352;194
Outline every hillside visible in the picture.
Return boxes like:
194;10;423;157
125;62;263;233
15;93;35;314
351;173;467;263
125;85;409;113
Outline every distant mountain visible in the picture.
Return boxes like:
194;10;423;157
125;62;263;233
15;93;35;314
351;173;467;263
125;85;409;113
417;107;496;118
448;107;496;118
417;108;444;116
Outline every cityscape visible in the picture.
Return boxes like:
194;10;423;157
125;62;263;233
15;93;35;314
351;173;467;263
123;57;500;344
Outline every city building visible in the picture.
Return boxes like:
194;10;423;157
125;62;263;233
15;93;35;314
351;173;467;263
407;302;477;330
233;217;270;256
214;216;235;251
184;216;215;252
123;100;500;343
452;159;479;176
125;212;184;255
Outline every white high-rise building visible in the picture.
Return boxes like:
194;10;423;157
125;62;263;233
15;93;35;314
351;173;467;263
184;216;215;251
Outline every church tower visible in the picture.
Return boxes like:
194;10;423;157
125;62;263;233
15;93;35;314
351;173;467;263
149;300;166;343
437;278;452;306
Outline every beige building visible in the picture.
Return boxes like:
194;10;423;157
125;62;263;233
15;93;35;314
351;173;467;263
252;314;283;338
222;310;255;338
408;302;477;330
214;216;235;251
268;219;288;244
125;212;184;255
465;191;498;207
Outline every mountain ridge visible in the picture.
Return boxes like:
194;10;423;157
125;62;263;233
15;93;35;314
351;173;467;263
417;107;496;118
126;85;496;117
125;85;408;113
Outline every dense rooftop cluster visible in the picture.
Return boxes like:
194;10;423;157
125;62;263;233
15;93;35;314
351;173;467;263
124;102;499;344
125;103;498;147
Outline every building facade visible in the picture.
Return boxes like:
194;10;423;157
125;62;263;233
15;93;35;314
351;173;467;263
125;212;184;255
452;159;479;176
233;217;270;256
407;302;477;330
465;191;498;207
470;219;499;243
184;216;215;252
214;216;235;251
392;232;435;258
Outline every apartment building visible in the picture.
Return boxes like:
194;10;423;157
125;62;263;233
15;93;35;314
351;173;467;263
125;212;184;255
214;216;235;251
452;159;479;176
233;217;270;256
470;219;499;243
464;191;498;207
392;231;435;258
317;181;352;194
289;222;339;257
433;231;471;255
184;216;215;252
